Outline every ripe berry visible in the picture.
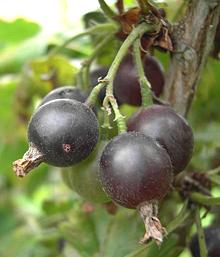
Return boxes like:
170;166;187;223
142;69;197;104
61;151;109;203
190;227;220;257
13;99;99;177
113;54;165;106
99;132;173;243
40;86;87;107
127;105;194;173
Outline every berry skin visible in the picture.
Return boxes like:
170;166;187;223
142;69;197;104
190;227;220;257
127;105;194;173
13;99;99;177
39;86;87;107
29;99;98;166
99;132;173;209
113;54;165;106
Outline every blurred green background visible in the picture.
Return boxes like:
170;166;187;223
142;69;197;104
0;1;220;256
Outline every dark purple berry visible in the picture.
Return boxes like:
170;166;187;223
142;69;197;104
113;54;165;106
13;99;99;177
127;105;194;173
39;86;87;106
99;132;173;209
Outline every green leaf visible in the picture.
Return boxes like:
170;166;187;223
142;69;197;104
0;35;47;74
83;11;107;29
0;18;41;46
59;207;99;257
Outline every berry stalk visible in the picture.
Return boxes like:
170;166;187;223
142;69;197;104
195;207;208;257
81;33;115;90
133;38;153;107
98;0;116;19
190;192;220;206
87;21;161;133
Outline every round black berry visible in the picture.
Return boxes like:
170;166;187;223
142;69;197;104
99;132;173;209
39;86;87;106
190;227;220;257
127;105;194;173
13;99;99;177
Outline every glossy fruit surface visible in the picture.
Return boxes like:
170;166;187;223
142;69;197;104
127;105;194;173
99;132;173;209
40;86;87;106
113;54;165;106
61;153;109;203
28;99;99;166
190;227;220;257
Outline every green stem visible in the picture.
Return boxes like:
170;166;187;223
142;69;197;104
195;207;208;257
206;165;220;176
86;82;106;107
87;21;160;133
190;192;220;206
209;174;220;186
136;0;149;14
82;33;114;90
133;38;153;107
98;0;116;19
49;23;117;56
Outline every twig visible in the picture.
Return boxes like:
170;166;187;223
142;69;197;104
49;23;117;56
98;0;116;19
86;21;161;133
81;33;114;90
164;0;220;116
195;207;208;257
190;192;220;206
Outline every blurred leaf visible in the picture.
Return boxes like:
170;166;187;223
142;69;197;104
59;207;99;257
42;199;73;216
0;18;41;46
60;205;145;257
0;35;48;74
0;227;50;257
83;11;107;29
14;55;78;123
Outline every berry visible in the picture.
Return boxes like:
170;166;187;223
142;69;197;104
113;54;165;106
13;99;99;177
61;151;109;203
190;227;220;257
127;105;194;173
99;132;173;244
99;132;173;208
39;86;87;107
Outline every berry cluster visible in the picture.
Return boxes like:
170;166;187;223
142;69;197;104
13;53;194;244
